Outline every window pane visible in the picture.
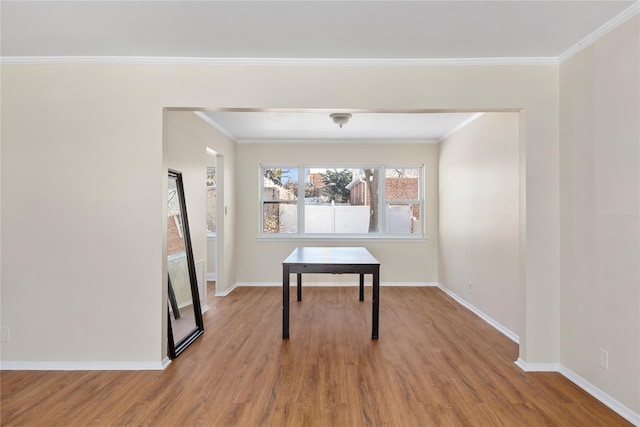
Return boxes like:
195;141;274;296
263;202;297;234
263;167;298;200
386;203;421;234
305;168;353;204
386;168;420;200
303;167;377;234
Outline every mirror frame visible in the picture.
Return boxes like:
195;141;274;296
167;168;204;359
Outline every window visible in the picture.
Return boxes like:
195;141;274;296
262;167;299;234
260;165;424;238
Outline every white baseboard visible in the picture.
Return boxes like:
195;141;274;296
207;273;217;281
437;283;520;344
215;282;238;296
438;284;639;424
161;357;172;370
237;282;281;287
514;359;639;426
0;360;168;371
236;281;438;287
514;358;560;372
559;366;640;426
383;282;439;287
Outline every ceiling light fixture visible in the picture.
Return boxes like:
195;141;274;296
330;113;352;129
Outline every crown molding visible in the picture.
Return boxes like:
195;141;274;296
559;1;639;63
1;3;636;68
0;55;559;67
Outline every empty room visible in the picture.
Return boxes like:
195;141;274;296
1;1;639;426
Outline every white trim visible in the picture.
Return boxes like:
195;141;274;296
437;284;520;344
237;282;283;287
207;272;217;281
559;2;640;63
438;282;640;426
381;282;438;287
161;357;172;370
514;360;640;425
0;360;168;371
514;358;560;372
0;56;559;67
214;282;238;296
236;281;438;287
559;366;640;426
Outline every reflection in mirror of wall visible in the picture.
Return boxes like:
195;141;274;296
168;169;204;358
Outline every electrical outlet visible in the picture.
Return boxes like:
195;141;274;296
0;327;10;343
468;282;472;291
599;348;608;369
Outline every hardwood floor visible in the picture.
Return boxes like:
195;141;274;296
1;286;632;426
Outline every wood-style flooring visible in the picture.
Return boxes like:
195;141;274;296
1;286;632;426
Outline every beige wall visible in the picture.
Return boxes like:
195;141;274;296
1;62;559;368
236;143;439;284
164;111;208;303
439;113;521;337
559;16;639;413
173;112;237;296
202;119;238;296
1;67;167;364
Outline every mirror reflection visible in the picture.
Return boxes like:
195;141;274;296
167;169;204;358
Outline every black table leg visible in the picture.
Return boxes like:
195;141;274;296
283;265;290;339
372;268;380;339
297;273;302;301
359;273;364;301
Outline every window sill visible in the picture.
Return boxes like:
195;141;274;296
257;234;428;243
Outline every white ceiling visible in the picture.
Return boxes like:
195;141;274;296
2;0;636;142
1;1;636;60
200;111;482;143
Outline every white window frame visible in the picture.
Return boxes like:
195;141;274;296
383;167;423;234
259;164;425;240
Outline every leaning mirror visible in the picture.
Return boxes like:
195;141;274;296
167;169;204;358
